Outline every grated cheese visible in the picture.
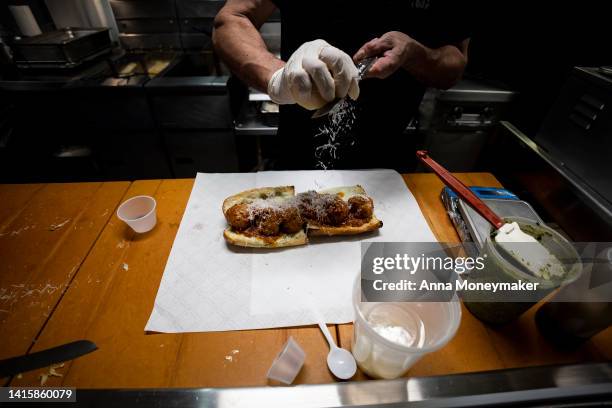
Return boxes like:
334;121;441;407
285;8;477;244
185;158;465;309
314;99;358;170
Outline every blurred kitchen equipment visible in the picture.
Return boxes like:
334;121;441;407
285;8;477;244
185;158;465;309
537;301;612;347
598;66;612;77
235;91;278;134
46;0;120;43
318;321;356;380
110;0;181;50
312;57;377;119
266;337;305;385
418;79;516;171
146;74;237;176
8;5;42;37
109;0;228;54
532;67;612;224
536;245;612;346
12;27;112;69
0;37;14;66
489;67;612;239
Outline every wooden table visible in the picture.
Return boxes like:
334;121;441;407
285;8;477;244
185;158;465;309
1;174;610;388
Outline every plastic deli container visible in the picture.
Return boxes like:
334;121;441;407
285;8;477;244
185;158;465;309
351;279;461;379
462;216;582;325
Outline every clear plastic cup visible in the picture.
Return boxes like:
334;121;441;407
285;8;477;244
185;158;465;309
352;279;461;379
117;195;157;233
266;337;305;385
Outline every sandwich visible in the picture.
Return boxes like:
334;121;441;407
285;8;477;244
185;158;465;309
222;186;308;248
296;185;383;236
222;185;382;248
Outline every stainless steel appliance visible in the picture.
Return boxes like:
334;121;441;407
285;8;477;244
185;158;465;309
534;67;612;221
479;67;612;242
12;27;112;69
419;79;516;171
175;0;224;51
495;67;612;233
109;0;226;52
110;0;181;50
146;75;238;176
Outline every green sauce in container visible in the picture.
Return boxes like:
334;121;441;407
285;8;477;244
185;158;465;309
462;217;582;325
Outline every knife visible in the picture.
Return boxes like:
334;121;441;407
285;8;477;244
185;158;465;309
311;56;377;119
0;340;98;377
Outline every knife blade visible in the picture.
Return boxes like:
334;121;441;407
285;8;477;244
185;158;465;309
0;340;98;377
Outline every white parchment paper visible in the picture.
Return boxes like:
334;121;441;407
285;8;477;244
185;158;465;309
145;170;436;333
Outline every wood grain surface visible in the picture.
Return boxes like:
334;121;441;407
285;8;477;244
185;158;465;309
1;174;610;387
9;179;335;388
0;182;129;364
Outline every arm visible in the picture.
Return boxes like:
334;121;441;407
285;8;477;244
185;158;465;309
354;32;469;90
214;0;359;109
212;0;283;92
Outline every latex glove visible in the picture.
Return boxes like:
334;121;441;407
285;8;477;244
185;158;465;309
267;39;360;110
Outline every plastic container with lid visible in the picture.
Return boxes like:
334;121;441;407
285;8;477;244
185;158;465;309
462;216;582;325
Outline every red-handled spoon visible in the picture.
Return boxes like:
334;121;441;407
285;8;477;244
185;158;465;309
416;150;564;279
416;150;504;230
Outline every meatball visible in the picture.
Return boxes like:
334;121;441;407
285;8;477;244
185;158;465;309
295;192;317;220
348;196;373;219
254;207;282;236
226;203;251;231
280;207;304;234
323;196;349;225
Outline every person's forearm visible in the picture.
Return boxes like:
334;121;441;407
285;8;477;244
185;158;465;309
403;40;468;90
213;10;284;92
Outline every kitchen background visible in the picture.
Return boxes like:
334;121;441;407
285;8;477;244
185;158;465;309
0;1;611;240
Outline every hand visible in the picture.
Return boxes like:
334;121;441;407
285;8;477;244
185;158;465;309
353;32;415;79
267;39;360;110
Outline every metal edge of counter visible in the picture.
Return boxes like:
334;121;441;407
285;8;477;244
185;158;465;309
25;362;612;407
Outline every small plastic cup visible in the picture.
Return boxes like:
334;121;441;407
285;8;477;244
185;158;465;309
266;337;306;385
117;195;157;233
352;278;461;379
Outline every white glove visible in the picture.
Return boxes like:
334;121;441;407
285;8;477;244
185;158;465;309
267;39;360;110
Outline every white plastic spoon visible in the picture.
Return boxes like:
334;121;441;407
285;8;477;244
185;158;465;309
318;321;356;380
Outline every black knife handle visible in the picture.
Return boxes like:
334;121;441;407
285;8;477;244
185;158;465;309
0;340;98;378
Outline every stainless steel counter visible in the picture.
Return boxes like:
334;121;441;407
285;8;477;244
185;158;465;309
47;362;612;407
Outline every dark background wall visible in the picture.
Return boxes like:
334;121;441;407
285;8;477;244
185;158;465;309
467;1;611;135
